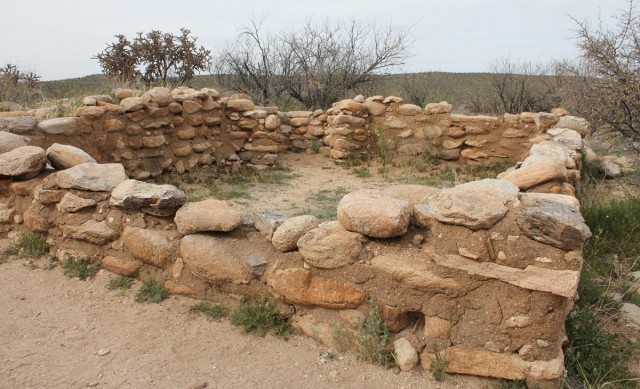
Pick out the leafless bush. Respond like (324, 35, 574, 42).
(216, 18, 412, 109)
(94, 28, 212, 87)
(0, 63, 43, 108)
(559, 0, 640, 146)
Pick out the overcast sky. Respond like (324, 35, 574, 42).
(0, 0, 630, 80)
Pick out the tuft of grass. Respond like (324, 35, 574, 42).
(62, 256, 100, 280)
(352, 166, 371, 178)
(309, 138, 322, 153)
(190, 301, 229, 321)
(230, 296, 293, 339)
(356, 304, 394, 367)
(300, 187, 349, 222)
(107, 276, 135, 291)
(135, 279, 170, 303)
(429, 351, 449, 382)
(331, 323, 355, 352)
(491, 379, 527, 389)
(1, 232, 50, 261)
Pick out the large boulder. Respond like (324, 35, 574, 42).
(56, 163, 127, 192)
(0, 132, 29, 154)
(271, 215, 319, 252)
(180, 234, 252, 285)
(516, 193, 592, 250)
(337, 189, 411, 238)
(110, 179, 186, 217)
(174, 199, 242, 234)
(297, 221, 365, 269)
(46, 143, 96, 170)
(414, 179, 518, 230)
(267, 268, 366, 309)
(0, 146, 46, 180)
(123, 227, 175, 267)
(37, 117, 80, 135)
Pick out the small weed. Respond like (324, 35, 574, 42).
(352, 166, 370, 178)
(429, 351, 449, 382)
(190, 301, 229, 321)
(230, 296, 293, 339)
(302, 187, 349, 221)
(356, 304, 394, 367)
(107, 276, 135, 291)
(309, 138, 322, 153)
(62, 256, 100, 280)
(135, 279, 170, 303)
(491, 379, 527, 389)
(1, 232, 50, 260)
(331, 323, 355, 352)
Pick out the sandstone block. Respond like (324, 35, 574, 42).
(180, 234, 251, 285)
(0, 146, 46, 180)
(0, 132, 29, 153)
(46, 143, 96, 170)
(272, 215, 319, 252)
(123, 227, 174, 267)
(62, 220, 118, 245)
(174, 199, 242, 234)
(37, 117, 80, 135)
(56, 192, 96, 213)
(297, 221, 364, 269)
(102, 256, 142, 277)
(56, 163, 127, 192)
(110, 179, 186, 216)
(0, 115, 36, 133)
(337, 189, 411, 238)
(393, 338, 419, 372)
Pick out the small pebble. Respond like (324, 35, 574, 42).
(97, 348, 110, 356)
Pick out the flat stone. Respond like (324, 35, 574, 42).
(267, 268, 366, 309)
(62, 220, 118, 245)
(46, 143, 96, 170)
(297, 221, 364, 269)
(101, 256, 141, 277)
(252, 212, 289, 241)
(56, 163, 127, 192)
(110, 179, 186, 217)
(123, 227, 174, 267)
(0, 132, 29, 153)
(272, 215, 319, 252)
(337, 189, 411, 238)
(37, 117, 80, 135)
(180, 234, 252, 285)
(174, 199, 242, 234)
(0, 146, 46, 180)
(500, 158, 567, 190)
(227, 99, 255, 112)
(371, 255, 461, 291)
(0, 115, 36, 133)
(396, 104, 423, 116)
(516, 193, 592, 250)
(431, 252, 580, 297)
(120, 96, 147, 112)
(56, 192, 96, 213)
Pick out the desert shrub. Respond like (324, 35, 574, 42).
(135, 279, 170, 303)
(0, 63, 43, 108)
(356, 304, 394, 367)
(428, 351, 449, 382)
(1, 232, 50, 261)
(190, 302, 229, 321)
(230, 296, 293, 339)
(107, 276, 135, 291)
(62, 256, 100, 281)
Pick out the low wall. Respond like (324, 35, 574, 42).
(0, 89, 593, 387)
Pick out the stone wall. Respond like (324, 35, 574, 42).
(0, 87, 591, 179)
(0, 90, 593, 387)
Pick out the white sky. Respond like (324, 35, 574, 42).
(0, 0, 630, 80)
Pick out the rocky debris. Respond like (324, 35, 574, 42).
(37, 117, 80, 135)
(517, 193, 592, 251)
(371, 255, 461, 291)
(46, 143, 97, 170)
(110, 179, 186, 217)
(123, 227, 174, 267)
(553, 116, 591, 137)
(393, 338, 419, 372)
(62, 220, 118, 245)
(174, 199, 242, 234)
(0, 115, 36, 133)
(0, 146, 46, 180)
(297, 221, 365, 269)
(414, 180, 517, 230)
(600, 160, 622, 178)
(431, 253, 579, 297)
(252, 212, 289, 241)
(271, 215, 319, 252)
(0, 132, 29, 153)
(268, 268, 366, 309)
(101, 255, 141, 277)
(180, 234, 252, 285)
(56, 192, 96, 213)
(337, 189, 411, 238)
(421, 348, 564, 381)
(56, 163, 127, 192)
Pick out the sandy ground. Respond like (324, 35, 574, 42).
(0, 257, 494, 389)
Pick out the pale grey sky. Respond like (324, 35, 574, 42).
(0, 0, 630, 80)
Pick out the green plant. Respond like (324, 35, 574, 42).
(309, 138, 322, 153)
(107, 276, 135, 291)
(135, 279, 170, 303)
(190, 301, 229, 321)
(230, 296, 293, 339)
(331, 323, 355, 352)
(1, 232, 50, 260)
(356, 304, 394, 367)
(429, 351, 449, 382)
(62, 256, 100, 280)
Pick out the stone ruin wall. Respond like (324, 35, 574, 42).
(0, 87, 595, 387)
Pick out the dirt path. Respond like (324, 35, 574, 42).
(0, 258, 492, 389)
